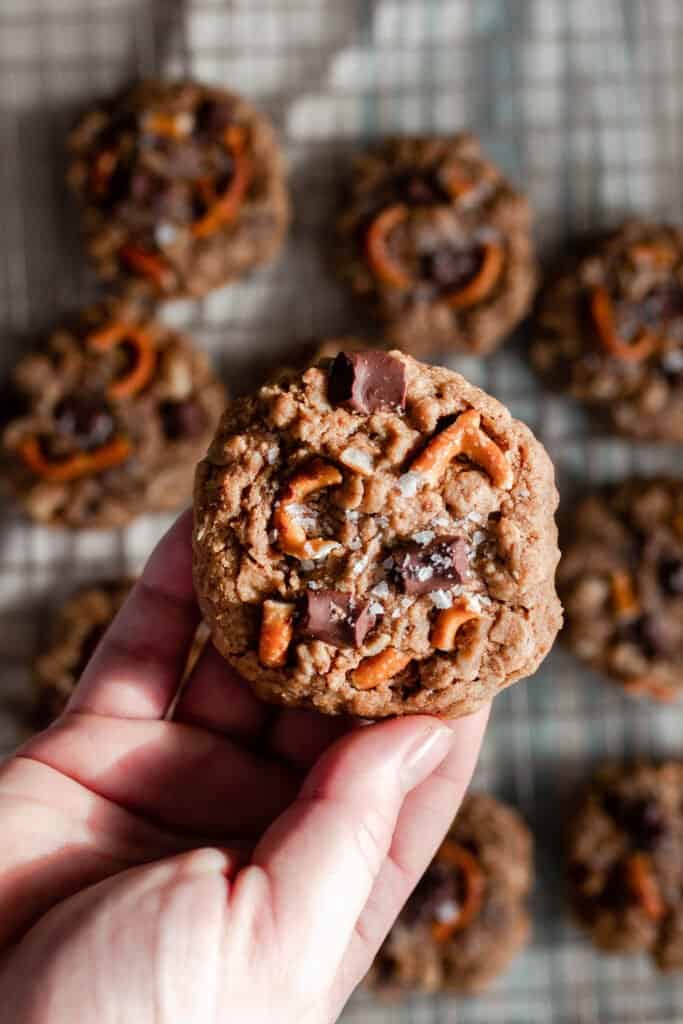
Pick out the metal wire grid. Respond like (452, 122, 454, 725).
(1, 0, 683, 1020)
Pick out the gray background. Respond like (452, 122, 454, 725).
(1, 1, 683, 1021)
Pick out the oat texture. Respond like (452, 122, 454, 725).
(337, 135, 536, 356)
(193, 349, 561, 718)
(1, 301, 226, 527)
(533, 221, 683, 441)
(67, 79, 290, 299)
(367, 793, 533, 994)
(559, 477, 683, 702)
(568, 762, 683, 970)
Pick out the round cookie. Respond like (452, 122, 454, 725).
(33, 579, 133, 725)
(1, 302, 226, 527)
(368, 793, 533, 995)
(533, 222, 683, 441)
(193, 349, 561, 718)
(336, 135, 536, 355)
(559, 478, 683, 702)
(568, 762, 683, 970)
(67, 79, 290, 298)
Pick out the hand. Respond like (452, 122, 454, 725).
(0, 510, 488, 1024)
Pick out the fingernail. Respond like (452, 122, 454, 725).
(400, 724, 453, 791)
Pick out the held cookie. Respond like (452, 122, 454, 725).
(1, 302, 225, 527)
(193, 349, 561, 718)
(33, 580, 209, 726)
(559, 478, 683, 702)
(336, 136, 536, 355)
(67, 80, 290, 298)
(533, 222, 683, 441)
(368, 793, 533, 994)
(568, 762, 683, 970)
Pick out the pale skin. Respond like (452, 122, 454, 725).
(0, 510, 489, 1023)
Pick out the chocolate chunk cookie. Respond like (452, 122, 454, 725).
(1, 302, 225, 527)
(568, 762, 683, 970)
(337, 136, 536, 355)
(67, 80, 290, 298)
(559, 478, 683, 702)
(533, 222, 683, 441)
(33, 579, 133, 725)
(368, 793, 533, 994)
(33, 580, 209, 726)
(193, 349, 561, 718)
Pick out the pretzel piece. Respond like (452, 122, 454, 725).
(273, 458, 343, 559)
(19, 435, 131, 483)
(365, 204, 412, 289)
(119, 244, 175, 292)
(610, 570, 640, 620)
(351, 647, 412, 690)
(621, 676, 679, 703)
(590, 285, 656, 363)
(444, 242, 504, 309)
(192, 126, 251, 239)
(430, 598, 480, 651)
(409, 409, 513, 490)
(258, 599, 295, 668)
(88, 322, 157, 400)
(625, 853, 665, 922)
(431, 839, 485, 941)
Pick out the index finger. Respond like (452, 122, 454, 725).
(69, 509, 200, 720)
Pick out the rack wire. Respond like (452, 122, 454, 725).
(1, 1, 683, 1021)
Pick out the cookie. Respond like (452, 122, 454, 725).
(193, 349, 561, 718)
(67, 80, 290, 298)
(1, 302, 225, 527)
(533, 222, 683, 441)
(559, 478, 683, 702)
(33, 580, 209, 726)
(568, 762, 683, 970)
(368, 793, 533, 995)
(336, 135, 536, 355)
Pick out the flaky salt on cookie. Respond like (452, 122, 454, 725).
(193, 350, 561, 718)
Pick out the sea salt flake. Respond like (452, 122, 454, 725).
(434, 899, 460, 923)
(431, 590, 453, 609)
(662, 349, 683, 373)
(345, 509, 360, 521)
(155, 222, 178, 247)
(368, 600, 384, 616)
(472, 531, 486, 545)
(340, 446, 374, 476)
(266, 447, 279, 464)
(351, 554, 369, 576)
(348, 536, 363, 550)
(413, 530, 435, 546)
(396, 471, 423, 497)
(308, 580, 322, 590)
(416, 565, 433, 582)
(371, 581, 390, 598)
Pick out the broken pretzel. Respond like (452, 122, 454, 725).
(351, 647, 412, 690)
(430, 598, 480, 651)
(19, 435, 131, 483)
(590, 285, 656, 363)
(88, 321, 157, 400)
(409, 408, 513, 490)
(431, 839, 485, 942)
(258, 599, 295, 668)
(273, 458, 343, 559)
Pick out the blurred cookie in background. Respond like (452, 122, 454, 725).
(337, 135, 536, 356)
(367, 793, 533, 995)
(533, 222, 683, 441)
(1, 301, 225, 528)
(559, 477, 683, 702)
(67, 79, 290, 298)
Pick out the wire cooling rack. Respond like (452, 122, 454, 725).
(2, 1, 683, 1021)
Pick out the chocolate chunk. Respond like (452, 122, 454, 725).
(421, 245, 482, 290)
(658, 557, 683, 595)
(617, 614, 674, 658)
(298, 589, 376, 648)
(327, 351, 407, 414)
(393, 535, 469, 595)
(195, 98, 236, 136)
(404, 859, 460, 926)
(602, 793, 667, 852)
(159, 399, 207, 441)
(53, 395, 114, 451)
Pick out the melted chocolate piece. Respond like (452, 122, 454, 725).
(658, 557, 683, 596)
(602, 792, 667, 851)
(159, 399, 207, 441)
(403, 859, 463, 927)
(195, 98, 236, 137)
(599, 860, 633, 912)
(298, 589, 375, 648)
(393, 535, 469, 595)
(616, 614, 674, 659)
(327, 351, 407, 413)
(421, 245, 482, 291)
(53, 395, 114, 451)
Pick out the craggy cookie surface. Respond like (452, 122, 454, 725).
(1, 302, 225, 527)
(68, 79, 289, 298)
(33, 579, 133, 725)
(193, 350, 561, 718)
(568, 762, 683, 970)
(368, 793, 533, 994)
(559, 478, 683, 702)
(337, 136, 536, 355)
(533, 222, 683, 441)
